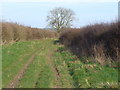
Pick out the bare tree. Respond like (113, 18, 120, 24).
(47, 7, 75, 32)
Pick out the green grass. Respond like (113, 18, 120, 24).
(2, 40, 42, 87)
(17, 39, 74, 88)
(53, 51, 75, 88)
(2, 39, 118, 88)
(17, 40, 56, 88)
(55, 46, 118, 88)
(17, 52, 54, 88)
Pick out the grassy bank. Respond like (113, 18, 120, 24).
(56, 46, 118, 88)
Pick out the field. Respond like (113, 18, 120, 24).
(1, 2, 119, 89)
(2, 39, 118, 88)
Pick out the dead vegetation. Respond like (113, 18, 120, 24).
(59, 21, 120, 64)
(1, 21, 58, 44)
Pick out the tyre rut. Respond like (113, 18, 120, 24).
(7, 50, 38, 88)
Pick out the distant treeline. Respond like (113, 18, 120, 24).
(59, 21, 120, 64)
(1, 22, 58, 44)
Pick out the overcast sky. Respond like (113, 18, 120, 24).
(2, 1, 118, 28)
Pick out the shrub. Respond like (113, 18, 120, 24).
(59, 21, 120, 64)
(1, 21, 58, 44)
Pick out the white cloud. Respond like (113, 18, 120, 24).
(1, 0, 119, 2)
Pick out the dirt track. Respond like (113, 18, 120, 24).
(7, 53, 36, 88)
(4, 39, 74, 88)
(46, 50, 61, 88)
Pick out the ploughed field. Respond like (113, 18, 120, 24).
(2, 39, 118, 88)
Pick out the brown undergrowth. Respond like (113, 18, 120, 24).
(59, 21, 120, 65)
(1, 21, 58, 44)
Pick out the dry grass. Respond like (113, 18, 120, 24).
(1, 21, 58, 44)
(59, 21, 120, 64)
